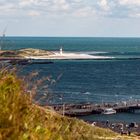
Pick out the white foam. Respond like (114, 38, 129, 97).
(25, 51, 114, 60)
(78, 51, 108, 54)
(83, 92, 91, 95)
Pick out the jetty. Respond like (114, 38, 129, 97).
(50, 100, 140, 116)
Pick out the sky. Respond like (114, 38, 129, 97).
(1, 0, 140, 37)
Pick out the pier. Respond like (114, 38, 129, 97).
(50, 100, 140, 116)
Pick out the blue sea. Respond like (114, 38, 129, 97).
(4, 37, 140, 122)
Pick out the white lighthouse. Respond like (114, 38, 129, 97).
(60, 47, 63, 55)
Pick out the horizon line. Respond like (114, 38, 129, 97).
(3, 35, 140, 38)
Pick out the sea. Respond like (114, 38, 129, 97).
(3, 37, 140, 123)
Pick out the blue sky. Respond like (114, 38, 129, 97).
(0, 0, 140, 37)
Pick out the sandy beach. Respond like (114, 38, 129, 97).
(25, 51, 113, 60)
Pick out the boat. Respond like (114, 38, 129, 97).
(102, 108, 116, 115)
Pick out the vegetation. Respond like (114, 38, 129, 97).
(0, 69, 138, 140)
(0, 48, 54, 58)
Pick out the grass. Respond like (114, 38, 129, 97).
(0, 69, 138, 140)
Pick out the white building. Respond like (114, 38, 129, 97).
(60, 47, 63, 55)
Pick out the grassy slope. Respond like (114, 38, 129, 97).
(0, 72, 138, 140)
(0, 48, 54, 58)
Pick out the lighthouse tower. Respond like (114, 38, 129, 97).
(60, 47, 63, 55)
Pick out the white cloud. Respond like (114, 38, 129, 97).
(73, 7, 95, 17)
(1, 0, 140, 19)
(129, 13, 140, 18)
(19, 0, 33, 7)
(72, 0, 82, 2)
(119, 0, 140, 6)
(52, 0, 70, 11)
(117, 0, 140, 18)
(98, 0, 110, 11)
(28, 10, 40, 17)
(0, 3, 17, 16)
(95, 0, 140, 18)
(19, 0, 39, 7)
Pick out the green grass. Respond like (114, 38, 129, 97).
(0, 70, 138, 140)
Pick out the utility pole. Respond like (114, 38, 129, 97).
(0, 27, 7, 51)
(62, 103, 65, 116)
